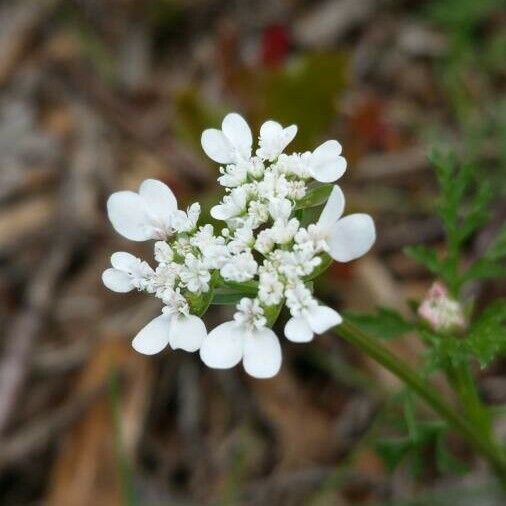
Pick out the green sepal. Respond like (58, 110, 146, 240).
(294, 183, 333, 210)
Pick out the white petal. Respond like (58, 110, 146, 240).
(258, 121, 297, 160)
(318, 185, 345, 231)
(107, 191, 151, 241)
(199, 321, 243, 369)
(102, 268, 133, 293)
(210, 203, 235, 221)
(284, 316, 314, 342)
(284, 125, 298, 144)
(306, 305, 342, 334)
(243, 328, 282, 378)
(259, 120, 282, 141)
(310, 140, 347, 183)
(132, 315, 172, 355)
(201, 129, 233, 164)
(110, 251, 138, 271)
(222, 113, 252, 159)
(328, 213, 376, 262)
(168, 315, 207, 352)
(139, 179, 177, 221)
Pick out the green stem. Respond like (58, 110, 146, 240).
(335, 320, 506, 489)
(447, 362, 492, 436)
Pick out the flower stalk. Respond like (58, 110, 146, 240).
(335, 319, 506, 488)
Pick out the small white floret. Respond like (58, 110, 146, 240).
(102, 251, 154, 293)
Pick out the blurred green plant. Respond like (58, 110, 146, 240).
(423, 0, 506, 194)
(341, 151, 506, 486)
(174, 53, 348, 154)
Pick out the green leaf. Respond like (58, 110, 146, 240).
(344, 307, 414, 340)
(376, 438, 412, 472)
(211, 290, 245, 305)
(463, 259, 506, 282)
(404, 245, 442, 276)
(174, 88, 226, 152)
(257, 52, 348, 151)
(421, 330, 469, 372)
(294, 184, 333, 210)
(484, 225, 506, 261)
(218, 278, 258, 297)
(467, 299, 506, 367)
(435, 431, 468, 474)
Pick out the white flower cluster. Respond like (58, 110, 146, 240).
(103, 113, 376, 378)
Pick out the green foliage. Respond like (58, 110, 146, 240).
(211, 289, 245, 306)
(256, 53, 348, 151)
(344, 308, 414, 340)
(422, 331, 468, 373)
(376, 393, 466, 477)
(425, 0, 502, 32)
(463, 225, 506, 283)
(404, 245, 441, 277)
(404, 151, 504, 296)
(467, 300, 506, 367)
(173, 88, 226, 152)
(421, 300, 506, 371)
(174, 52, 347, 154)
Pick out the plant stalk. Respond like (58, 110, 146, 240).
(335, 320, 506, 489)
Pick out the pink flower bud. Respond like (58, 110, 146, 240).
(418, 281, 466, 333)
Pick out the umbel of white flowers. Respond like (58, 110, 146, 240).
(103, 113, 376, 378)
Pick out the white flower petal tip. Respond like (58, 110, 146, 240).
(139, 179, 178, 218)
(310, 140, 347, 183)
(328, 213, 376, 262)
(102, 268, 133, 293)
(284, 316, 314, 342)
(201, 129, 233, 164)
(201, 113, 252, 164)
(132, 315, 172, 355)
(110, 251, 138, 270)
(306, 305, 342, 333)
(284, 306, 341, 344)
(168, 315, 207, 352)
(107, 191, 150, 241)
(107, 179, 178, 241)
(199, 321, 243, 369)
(243, 328, 282, 379)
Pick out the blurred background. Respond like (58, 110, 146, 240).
(0, 0, 504, 504)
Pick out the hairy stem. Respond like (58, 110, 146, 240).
(335, 320, 506, 488)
